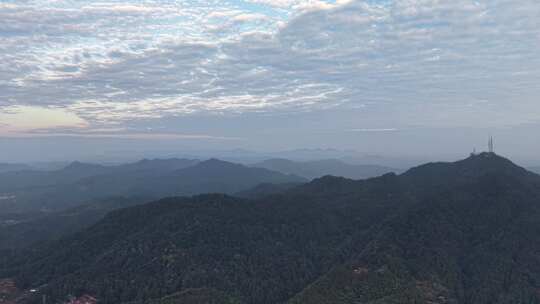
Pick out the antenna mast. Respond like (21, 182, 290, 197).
(488, 136, 494, 153)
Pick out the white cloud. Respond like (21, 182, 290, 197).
(350, 128, 399, 132)
(0, 106, 88, 133)
(1, 0, 540, 134)
(246, 0, 352, 10)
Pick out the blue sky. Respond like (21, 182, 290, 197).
(0, 0, 539, 162)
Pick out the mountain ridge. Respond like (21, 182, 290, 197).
(254, 158, 398, 180)
(2, 154, 540, 304)
(0, 158, 304, 214)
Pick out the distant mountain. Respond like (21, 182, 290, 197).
(115, 158, 200, 173)
(0, 158, 304, 214)
(530, 166, 540, 174)
(4, 153, 540, 304)
(254, 158, 397, 180)
(147, 159, 306, 196)
(0, 161, 110, 193)
(0, 163, 32, 174)
(0, 159, 192, 213)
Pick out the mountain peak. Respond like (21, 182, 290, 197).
(126, 158, 199, 170)
(467, 151, 504, 160)
(401, 153, 536, 190)
(459, 152, 524, 171)
(198, 158, 241, 168)
(62, 161, 105, 171)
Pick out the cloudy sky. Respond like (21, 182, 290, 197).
(1, 0, 539, 162)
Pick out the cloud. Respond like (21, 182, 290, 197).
(1, 0, 540, 134)
(350, 128, 399, 132)
(246, 0, 352, 10)
(0, 106, 88, 133)
(1, 131, 243, 141)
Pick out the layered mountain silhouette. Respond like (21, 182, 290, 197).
(254, 158, 398, 180)
(2, 153, 540, 304)
(0, 163, 32, 174)
(0, 158, 304, 214)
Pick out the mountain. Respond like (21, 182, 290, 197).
(115, 158, 200, 173)
(0, 161, 110, 192)
(0, 175, 407, 304)
(0, 163, 32, 174)
(0, 158, 302, 214)
(253, 158, 397, 180)
(3, 153, 540, 304)
(0, 197, 149, 250)
(0, 159, 198, 193)
(60, 159, 305, 202)
(530, 166, 540, 175)
(235, 182, 303, 199)
(290, 154, 540, 304)
(137, 159, 306, 196)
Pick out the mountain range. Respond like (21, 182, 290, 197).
(252, 158, 398, 180)
(0, 158, 304, 214)
(530, 166, 540, 175)
(0, 164, 32, 174)
(2, 153, 540, 304)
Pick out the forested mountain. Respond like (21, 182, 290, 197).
(2, 153, 540, 304)
(0, 158, 303, 214)
(254, 158, 397, 180)
(0, 197, 149, 250)
(291, 154, 540, 303)
(235, 182, 303, 199)
(530, 166, 540, 175)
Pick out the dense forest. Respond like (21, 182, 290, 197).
(2, 153, 540, 304)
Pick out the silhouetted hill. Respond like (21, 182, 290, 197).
(115, 158, 200, 173)
(254, 158, 397, 180)
(0, 158, 301, 213)
(235, 182, 303, 199)
(0, 161, 113, 190)
(115, 159, 306, 199)
(3, 154, 540, 304)
(530, 166, 540, 175)
(402, 152, 535, 186)
(0, 163, 32, 174)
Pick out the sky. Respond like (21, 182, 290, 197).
(0, 0, 540, 163)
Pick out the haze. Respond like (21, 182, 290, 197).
(1, 0, 539, 165)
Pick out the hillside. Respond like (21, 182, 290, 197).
(2, 153, 540, 304)
(1, 177, 404, 304)
(290, 153, 540, 303)
(235, 182, 303, 199)
(254, 158, 397, 180)
(0, 197, 149, 250)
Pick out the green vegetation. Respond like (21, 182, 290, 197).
(2, 153, 540, 304)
